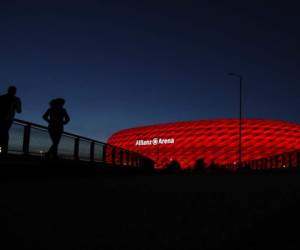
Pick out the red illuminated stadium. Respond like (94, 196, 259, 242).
(107, 119, 300, 168)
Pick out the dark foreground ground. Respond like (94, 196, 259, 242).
(1, 159, 300, 249)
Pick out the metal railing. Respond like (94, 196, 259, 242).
(5, 119, 154, 168)
(223, 150, 300, 171)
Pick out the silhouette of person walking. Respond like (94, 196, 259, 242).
(43, 98, 70, 159)
(0, 86, 22, 156)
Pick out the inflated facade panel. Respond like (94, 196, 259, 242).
(107, 119, 300, 168)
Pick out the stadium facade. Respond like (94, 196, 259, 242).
(107, 119, 300, 168)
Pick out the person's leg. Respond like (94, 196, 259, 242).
(48, 129, 56, 156)
(0, 122, 4, 155)
(0, 121, 12, 155)
(49, 129, 62, 157)
(52, 133, 59, 156)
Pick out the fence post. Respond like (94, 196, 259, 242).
(112, 147, 116, 165)
(271, 157, 275, 169)
(74, 137, 79, 160)
(129, 152, 132, 166)
(132, 154, 136, 167)
(282, 154, 287, 167)
(120, 150, 123, 166)
(135, 155, 139, 167)
(23, 124, 31, 155)
(275, 155, 279, 168)
(102, 145, 107, 163)
(90, 141, 95, 162)
(289, 153, 293, 168)
(126, 151, 130, 165)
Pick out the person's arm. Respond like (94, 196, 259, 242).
(43, 109, 50, 123)
(63, 109, 70, 125)
(15, 97, 22, 113)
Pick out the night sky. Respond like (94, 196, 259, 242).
(1, 1, 300, 141)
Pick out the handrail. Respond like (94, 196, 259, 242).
(223, 150, 300, 171)
(14, 118, 100, 143)
(5, 119, 154, 169)
(13, 118, 148, 159)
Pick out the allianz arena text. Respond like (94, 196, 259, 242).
(107, 119, 300, 169)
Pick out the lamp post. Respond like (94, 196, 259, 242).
(157, 143, 160, 167)
(228, 73, 243, 167)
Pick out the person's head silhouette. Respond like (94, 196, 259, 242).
(56, 98, 65, 107)
(50, 98, 65, 108)
(7, 86, 17, 96)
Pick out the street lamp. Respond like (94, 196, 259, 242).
(157, 143, 160, 167)
(228, 73, 243, 167)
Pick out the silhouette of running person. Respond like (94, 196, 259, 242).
(43, 98, 70, 159)
(0, 86, 22, 156)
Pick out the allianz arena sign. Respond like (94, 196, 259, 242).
(135, 138, 175, 146)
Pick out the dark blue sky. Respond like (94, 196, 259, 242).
(1, 1, 300, 141)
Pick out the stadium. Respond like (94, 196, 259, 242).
(107, 119, 300, 169)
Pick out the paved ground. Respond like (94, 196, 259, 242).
(1, 161, 300, 249)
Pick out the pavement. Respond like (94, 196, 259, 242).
(1, 156, 300, 249)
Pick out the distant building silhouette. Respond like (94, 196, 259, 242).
(0, 86, 22, 155)
(43, 98, 70, 159)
